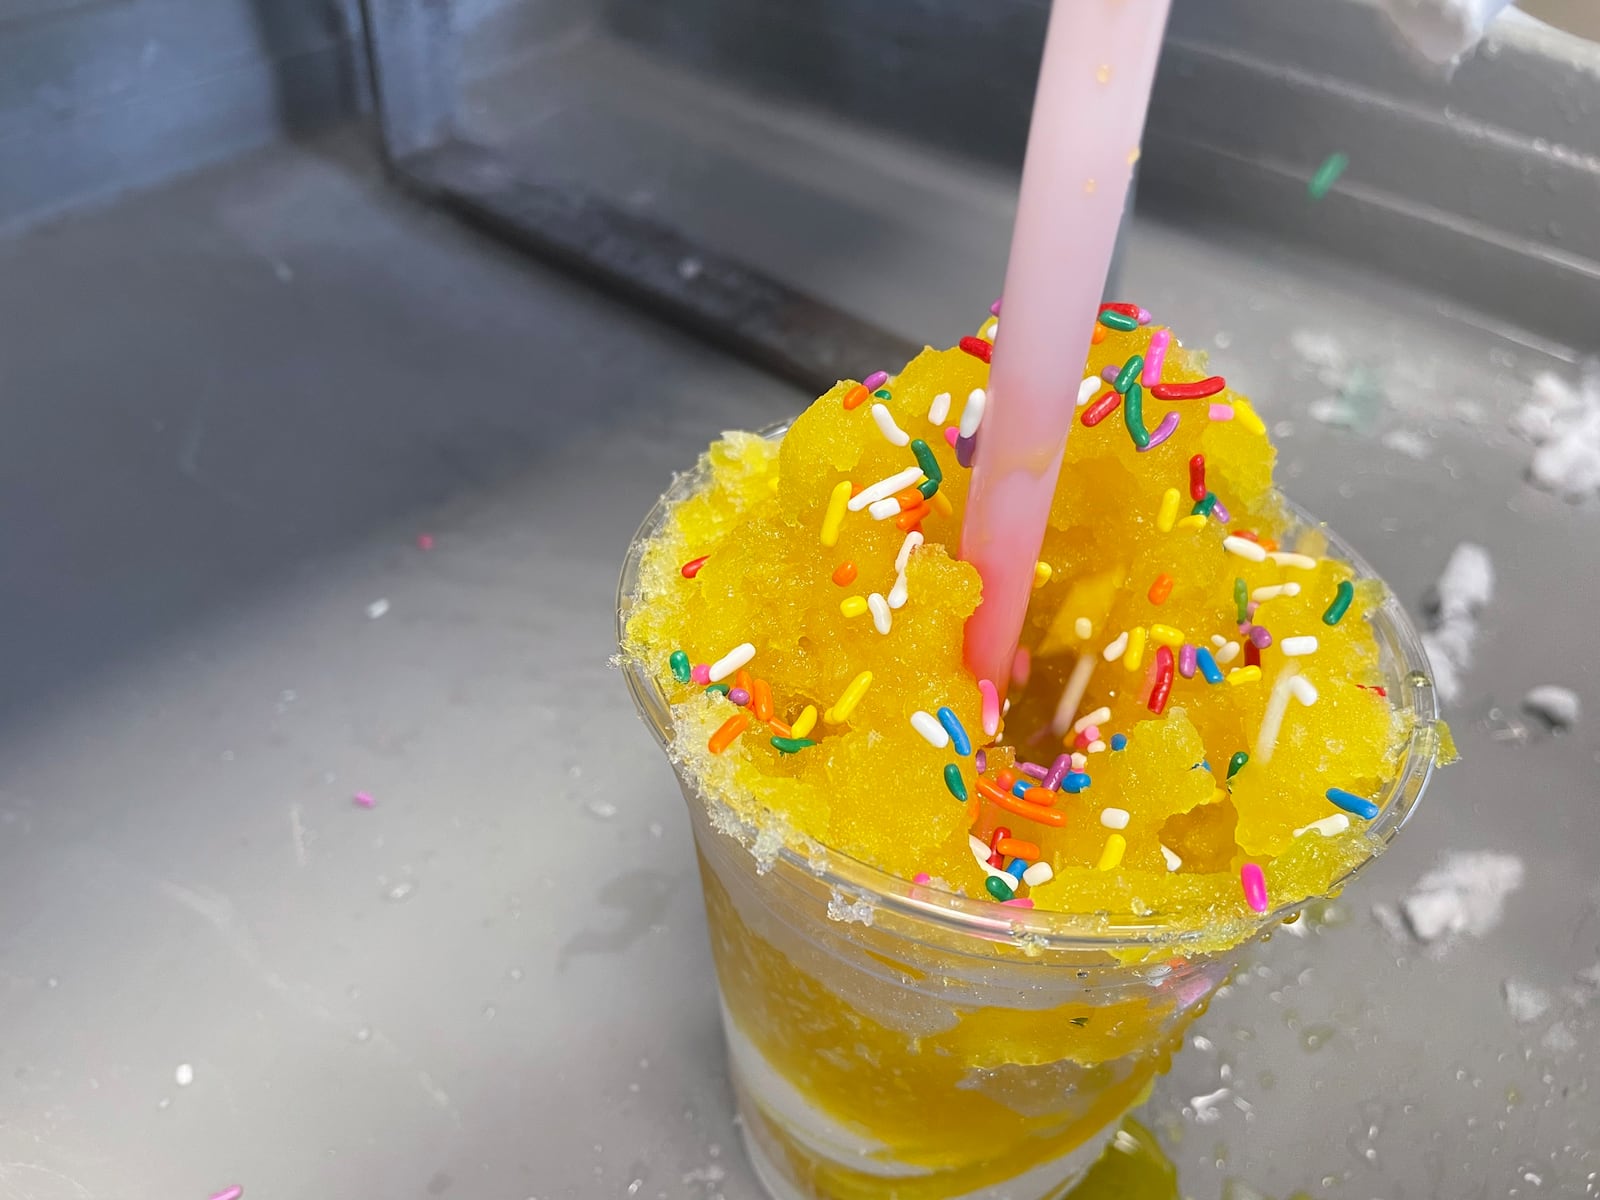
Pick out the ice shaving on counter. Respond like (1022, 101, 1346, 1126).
(624, 303, 1414, 931)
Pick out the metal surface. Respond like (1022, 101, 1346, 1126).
(1, 7, 1598, 1200)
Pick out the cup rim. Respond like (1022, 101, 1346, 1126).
(618, 421, 1440, 952)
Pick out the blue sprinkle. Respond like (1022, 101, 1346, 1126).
(1005, 857, 1027, 881)
(1012, 779, 1034, 799)
(1110, 734, 1128, 751)
(1195, 647, 1224, 684)
(1326, 787, 1379, 820)
(936, 706, 972, 756)
(1062, 773, 1092, 793)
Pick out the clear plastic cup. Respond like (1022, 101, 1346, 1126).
(618, 427, 1439, 1200)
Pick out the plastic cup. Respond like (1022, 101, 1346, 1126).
(618, 427, 1439, 1200)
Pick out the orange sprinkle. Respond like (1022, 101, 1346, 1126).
(1233, 529, 1260, 543)
(1021, 787, 1059, 808)
(1261, 537, 1279, 552)
(976, 778, 1068, 828)
(1148, 573, 1174, 605)
(765, 717, 793, 739)
(850, 481, 866, 498)
(843, 384, 870, 410)
(930, 489, 954, 518)
(1091, 324, 1108, 345)
(996, 768, 1018, 790)
(895, 503, 929, 532)
(751, 678, 774, 722)
(735, 668, 753, 700)
(832, 561, 858, 586)
(896, 486, 923, 510)
(995, 837, 1040, 859)
(709, 713, 750, 754)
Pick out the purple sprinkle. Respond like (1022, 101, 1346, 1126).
(1248, 625, 1273, 649)
(1101, 364, 1121, 384)
(1138, 411, 1181, 451)
(975, 748, 988, 773)
(1178, 644, 1198, 679)
(956, 433, 977, 468)
(1042, 753, 1071, 791)
(1212, 498, 1231, 524)
(728, 687, 751, 705)
(862, 370, 889, 390)
(1209, 403, 1234, 421)
(1018, 761, 1050, 781)
(989, 297, 1002, 316)
(1137, 307, 1153, 325)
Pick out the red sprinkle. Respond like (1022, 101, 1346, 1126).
(681, 555, 710, 579)
(1245, 641, 1261, 668)
(1189, 454, 1207, 502)
(1358, 684, 1389, 697)
(1151, 376, 1226, 400)
(959, 336, 994, 363)
(1081, 390, 1123, 427)
(1232, 529, 1261, 543)
(1099, 302, 1140, 318)
(1148, 646, 1175, 713)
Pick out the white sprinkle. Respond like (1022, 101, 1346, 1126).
(984, 321, 999, 340)
(910, 710, 950, 749)
(1100, 807, 1130, 830)
(175, 1063, 195, 1087)
(1290, 676, 1319, 705)
(1022, 862, 1053, 887)
(1077, 376, 1103, 406)
(969, 835, 1018, 882)
(848, 466, 924, 511)
(1070, 752, 1088, 770)
(870, 403, 911, 446)
(1086, 740, 1107, 754)
(1102, 631, 1130, 661)
(708, 642, 755, 682)
(867, 497, 902, 520)
(1074, 616, 1093, 639)
(1522, 684, 1581, 728)
(1074, 706, 1111, 734)
(1215, 640, 1241, 665)
(959, 388, 988, 438)
(366, 598, 390, 619)
(894, 530, 923, 573)
(868, 593, 892, 635)
(927, 391, 952, 424)
(1051, 654, 1098, 735)
(1281, 636, 1319, 657)
(1210, 634, 1228, 648)
(1294, 814, 1350, 838)
(1251, 582, 1301, 602)
(1160, 845, 1183, 872)
(1223, 536, 1267, 562)
(1254, 666, 1299, 764)
(1269, 551, 1319, 569)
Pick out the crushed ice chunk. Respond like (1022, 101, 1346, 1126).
(1522, 684, 1581, 729)
(1421, 543, 1492, 704)
(366, 598, 390, 620)
(1510, 363, 1600, 499)
(826, 888, 874, 926)
(1393, 851, 1523, 944)
(1381, 429, 1432, 459)
(1502, 978, 1551, 1024)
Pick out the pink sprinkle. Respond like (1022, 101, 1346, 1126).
(209, 1188, 244, 1200)
(1139, 411, 1181, 451)
(1142, 329, 1171, 385)
(978, 679, 1001, 737)
(913, 872, 932, 885)
(1178, 643, 1198, 679)
(1246, 601, 1260, 618)
(1018, 761, 1050, 780)
(1241, 862, 1269, 913)
(690, 663, 711, 685)
(1011, 646, 1031, 687)
(989, 297, 1002, 316)
(1001, 897, 1035, 908)
(415, 532, 435, 550)
(943, 425, 960, 447)
(1209, 403, 1235, 422)
(863, 370, 889, 390)
(1137, 307, 1153, 325)
(1083, 724, 1100, 743)
(1101, 364, 1121, 383)
(353, 792, 375, 808)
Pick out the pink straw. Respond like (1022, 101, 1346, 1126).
(960, 0, 1172, 692)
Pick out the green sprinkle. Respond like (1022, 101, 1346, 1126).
(984, 875, 1015, 902)
(1098, 309, 1139, 332)
(1227, 751, 1250, 780)
(943, 763, 968, 802)
(705, 682, 731, 696)
(1192, 492, 1218, 518)
(1308, 152, 1348, 200)
(910, 438, 943, 486)
(669, 650, 692, 683)
(873, 388, 892, 400)
(1233, 576, 1249, 623)
(1114, 354, 1144, 394)
(1124, 382, 1150, 449)
(770, 736, 817, 754)
(1323, 579, 1355, 625)
(918, 477, 940, 500)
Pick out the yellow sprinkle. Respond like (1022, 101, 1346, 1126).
(824, 670, 873, 724)
(1149, 623, 1185, 648)
(1074, 616, 1093, 640)
(1227, 666, 1263, 686)
(1033, 561, 1053, 589)
(820, 480, 852, 547)
(930, 489, 954, 518)
(790, 705, 818, 739)
(1156, 487, 1180, 533)
(1209, 787, 1229, 806)
(1176, 514, 1208, 530)
(1097, 833, 1127, 872)
(1122, 626, 1147, 672)
(1235, 400, 1267, 436)
(840, 595, 869, 619)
